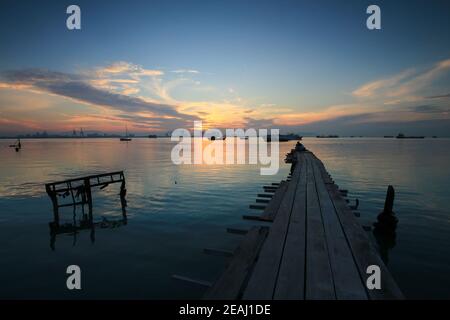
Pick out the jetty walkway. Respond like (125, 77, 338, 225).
(204, 147, 403, 300)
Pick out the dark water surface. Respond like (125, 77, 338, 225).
(0, 138, 449, 299)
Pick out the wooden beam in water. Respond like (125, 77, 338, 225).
(249, 204, 266, 210)
(226, 228, 248, 235)
(172, 275, 212, 287)
(203, 248, 234, 258)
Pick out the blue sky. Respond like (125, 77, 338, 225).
(0, 0, 449, 135)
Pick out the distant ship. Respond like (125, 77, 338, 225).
(316, 135, 339, 138)
(148, 134, 157, 138)
(120, 126, 132, 141)
(209, 136, 226, 141)
(266, 133, 302, 142)
(279, 133, 302, 142)
(396, 133, 424, 139)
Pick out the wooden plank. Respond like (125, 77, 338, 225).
(274, 152, 307, 299)
(262, 181, 288, 221)
(204, 226, 269, 299)
(326, 183, 404, 299)
(310, 155, 367, 299)
(305, 155, 336, 300)
(242, 160, 302, 299)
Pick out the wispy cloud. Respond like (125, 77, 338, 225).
(352, 69, 415, 98)
(352, 59, 450, 101)
(426, 93, 450, 99)
(0, 68, 199, 132)
(1, 57, 450, 135)
(95, 61, 163, 78)
(410, 105, 449, 114)
(171, 69, 200, 74)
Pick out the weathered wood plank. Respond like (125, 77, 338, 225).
(310, 155, 367, 299)
(242, 160, 301, 299)
(305, 155, 336, 300)
(204, 226, 269, 299)
(274, 152, 307, 299)
(326, 183, 404, 299)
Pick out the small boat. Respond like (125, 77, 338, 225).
(396, 133, 424, 139)
(120, 126, 132, 141)
(9, 139, 22, 152)
(148, 134, 157, 138)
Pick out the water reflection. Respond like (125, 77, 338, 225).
(373, 227, 396, 265)
(1, 138, 450, 298)
(372, 185, 398, 265)
(49, 201, 128, 251)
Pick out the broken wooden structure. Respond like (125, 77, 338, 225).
(45, 171, 128, 250)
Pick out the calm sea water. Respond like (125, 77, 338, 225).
(0, 137, 449, 299)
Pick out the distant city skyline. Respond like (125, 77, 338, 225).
(1, 0, 450, 136)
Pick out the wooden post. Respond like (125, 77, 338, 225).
(46, 185, 60, 226)
(120, 179, 127, 219)
(374, 185, 398, 233)
(84, 178, 93, 220)
(383, 185, 395, 213)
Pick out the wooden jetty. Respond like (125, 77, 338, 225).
(204, 147, 403, 300)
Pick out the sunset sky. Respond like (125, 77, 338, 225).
(1, 0, 450, 136)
